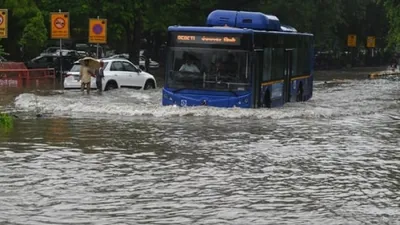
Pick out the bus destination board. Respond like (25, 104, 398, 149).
(176, 34, 241, 46)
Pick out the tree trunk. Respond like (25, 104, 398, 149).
(153, 31, 162, 61)
(126, 25, 132, 55)
(130, 12, 143, 66)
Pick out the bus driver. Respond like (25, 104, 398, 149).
(179, 57, 200, 73)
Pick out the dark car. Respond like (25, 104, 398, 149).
(25, 54, 80, 78)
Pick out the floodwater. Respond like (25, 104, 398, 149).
(0, 77, 400, 224)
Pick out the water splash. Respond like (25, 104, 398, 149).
(12, 79, 400, 120)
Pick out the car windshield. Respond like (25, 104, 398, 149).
(70, 64, 80, 72)
(166, 48, 250, 91)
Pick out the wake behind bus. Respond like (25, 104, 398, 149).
(162, 10, 314, 108)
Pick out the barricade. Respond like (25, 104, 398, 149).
(26, 68, 56, 89)
(0, 62, 27, 70)
(0, 70, 26, 89)
(0, 62, 28, 90)
(0, 67, 56, 90)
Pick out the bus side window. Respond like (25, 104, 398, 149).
(292, 49, 298, 76)
(263, 48, 272, 81)
(271, 48, 284, 80)
(297, 38, 311, 75)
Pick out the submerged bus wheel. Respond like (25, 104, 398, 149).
(297, 82, 304, 102)
(263, 90, 271, 108)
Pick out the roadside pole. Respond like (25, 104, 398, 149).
(59, 9, 63, 87)
(96, 16, 99, 58)
(51, 10, 69, 89)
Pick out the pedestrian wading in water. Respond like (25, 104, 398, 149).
(95, 60, 105, 93)
(79, 59, 95, 94)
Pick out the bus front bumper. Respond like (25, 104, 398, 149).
(162, 89, 252, 108)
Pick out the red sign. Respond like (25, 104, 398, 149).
(54, 17, 66, 29)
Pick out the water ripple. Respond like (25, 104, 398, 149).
(0, 79, 399, 224)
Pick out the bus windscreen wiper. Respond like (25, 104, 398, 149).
(172, 88, 187, 93)
(227, 90, 238, 97)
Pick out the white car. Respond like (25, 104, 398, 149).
(63, 58, 157, 91)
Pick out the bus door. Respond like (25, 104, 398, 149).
(283, 49, 293, 102)
(251, 51, 263, 108)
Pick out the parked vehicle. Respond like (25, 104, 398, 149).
(25, 54, 80, 78)
(40, 47, 60, 55)
(75, 43, 105, 58)
(63, 58, 157, 91)
(53, 49, 79, 57)
(77, 51, 89, 58)
(109, 54, 160, 69)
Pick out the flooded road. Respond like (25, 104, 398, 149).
(0, 78, 400, 224)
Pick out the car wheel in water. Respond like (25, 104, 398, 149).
(144, 80, 155, 90)
(105, 82, 118, 91)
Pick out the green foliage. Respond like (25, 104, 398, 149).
(0, 0, 394, 58)
(0, 42, 5, 56)
(257, 0, 386, 50)
(36, 0, 95, 39)
(379, 0, 400, 49)
(257, 0, 341, 49)
(1, 0, 48, 58)
(19, 11, 48, 58)
(0, 112, 14, 130)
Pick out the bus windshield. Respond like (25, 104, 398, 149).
(166, 48, 250, 92)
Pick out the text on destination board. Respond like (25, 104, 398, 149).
(176, 35, 241, 45)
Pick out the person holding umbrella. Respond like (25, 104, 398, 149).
(79, 57, 100, 94)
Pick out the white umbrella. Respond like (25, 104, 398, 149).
(79, 57, 100, 70)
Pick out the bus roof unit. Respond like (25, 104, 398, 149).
(167, 25, 253, 34)
(206, 10, 283, 31)
(280, 25, 297, 32)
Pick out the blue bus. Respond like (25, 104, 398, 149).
(162, 10, 314, 108)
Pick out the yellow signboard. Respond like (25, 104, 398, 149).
(367, 36, 376, 48)
(0, 9, 8, 38)
(89, 18, 107, 44)
(347, 34, 357, 47)
(51, 12, 70, 39)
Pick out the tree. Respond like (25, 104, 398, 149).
(19, 11, 47, 59)
(379, 0, 400, 50)
(1, 0, 46, 59)
(142, 0, 217, 60)
(0, 42, 5, 56)
(0, 0, 394, 61)
(36, 0, 94, 40)
(94, 0, 145, 64)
